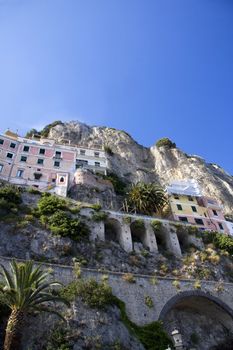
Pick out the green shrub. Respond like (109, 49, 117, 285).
(123, 216, 132, 224)
(112, 296, 172, 350)
(202, 231, 233, 255)
(37, 194, 67, 215)
(27, 187, 41, 195)
(151, 220, 162, 232)
(145, 296, 154, 308)
(46, 325, 71, 350)
(133, 219, 145, 229)
(91, 203, 102, 211)
(156, 138, 176, 149)
(40, 120, 64, 138)
(59, 278, 113, 309)
(102, 172, 127, 195)
(92, 211, 108, 222)
(48, 211, 89, 241)
(0, 185, 22, 211)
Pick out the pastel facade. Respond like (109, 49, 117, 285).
(0, 131, 107, 196)
(167, 180, 231, 235)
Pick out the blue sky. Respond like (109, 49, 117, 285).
(0, 0, 233, 174)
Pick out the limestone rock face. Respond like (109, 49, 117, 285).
(48, 121, 233, 214)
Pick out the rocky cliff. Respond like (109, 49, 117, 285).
(46, 121, 233, 214)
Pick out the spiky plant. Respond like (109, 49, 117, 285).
(0, 260, 69, 350)
(126, 182, 167, 216)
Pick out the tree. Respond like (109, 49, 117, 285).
(0, 260, 69, 350)
(126, 182, 167, 216)
(156, 138, 176, 149)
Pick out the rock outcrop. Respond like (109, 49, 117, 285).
(46, 121, 233, 214)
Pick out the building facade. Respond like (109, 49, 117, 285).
(0, 130, 107, 196)
(167, 179, 231, 235)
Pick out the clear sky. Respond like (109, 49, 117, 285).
(0, 0, 233, 174)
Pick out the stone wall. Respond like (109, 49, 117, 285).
(0, 256, 232, 327)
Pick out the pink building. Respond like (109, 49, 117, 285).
(0, 130, 107, 196)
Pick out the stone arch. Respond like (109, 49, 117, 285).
(104, 218, 122, 245)
(159, 290, 233, 350)
(175, 228, 191, 253)
(153, 229, 167, 253)
(130, 220, 148, 251)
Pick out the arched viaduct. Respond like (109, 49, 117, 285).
(87, 209, 204, 257)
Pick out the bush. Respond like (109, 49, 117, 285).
(156, 138, 176, 149)
(0, 185, 22, 211)
(37, 194, 67, 215)
(112, 297, 173, 350)
(133, 219, 145, 229)
(151, 220, 162, 232)
(91, 211, 108, 222)
(102, 172, 127, 195)
(48, 211, 89, 241)
(59, 278, 113, 309)
(40, 120, 64, 138)
(27, 187, 41, 195)
(91, 203, 102, 211)
(145, 296, 154, 308)
(202, 231, 233, 255)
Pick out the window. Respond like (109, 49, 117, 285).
(16, 169, 24, 178)
(37, 158, 44, 165)
(0, 164, 3, 172)
(54, 161, 60, 167)
(179, 216, 188, 222)
(76, 159, 88, 168)
(95, 162, 100, 167)
(80, 149, 86, 155)
(191, 206, 197, 213)
(218, 223, 224, 230)
(55, 151, 62, 159)
(23, 146, 29, 152)
(20, 156, 27, 162)
(52, 178, 56, 183)
(10, 142, 16, 149)
(188, 196, 194, 201)
(177, 204, 182, 211)
(39, 148, 45, 155)
(60, 177, 65, 183)
(195, 218, 204, 225)
(212, 209, 218, 216)
(0, 139, 4, 145)
(34, 173, 42, 180)
(94, 152, 100, 157)
(174, 195, 179, 199)
(6, 153, 13, 159)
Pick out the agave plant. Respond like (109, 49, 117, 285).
(0, 260, 69, 350)
(126, 182, 167, 216)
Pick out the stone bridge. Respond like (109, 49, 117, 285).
(85, 209, 204, 257)
(0, 256, 233, 336)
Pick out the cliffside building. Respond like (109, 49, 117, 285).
(167, 179, 232, 235)
(0, 130, 107, 196)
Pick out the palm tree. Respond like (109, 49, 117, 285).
(0, 260, 69, 350)
(126, 182, 167, 216)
